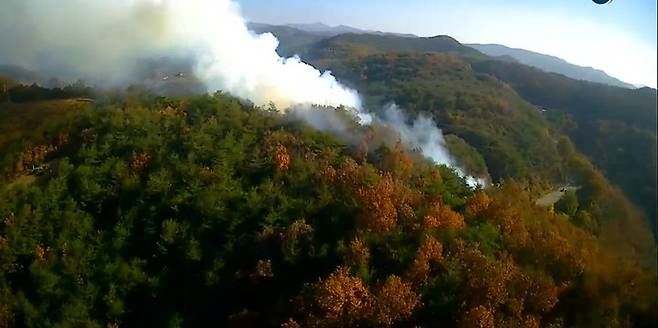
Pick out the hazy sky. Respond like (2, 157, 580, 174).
(237, 0, 657, 88)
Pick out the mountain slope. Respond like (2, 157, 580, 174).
(310, 52, 563, 182)
(301, 41, 657, 247)
(0, 91, 655, 327)
(471, 59, 657, 232)
(467, 44, 635, 88)
(253, 27, 657, 236)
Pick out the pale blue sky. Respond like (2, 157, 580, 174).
(237, 0, 657, 87)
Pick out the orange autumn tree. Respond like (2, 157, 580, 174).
(372, 275, 420, 326)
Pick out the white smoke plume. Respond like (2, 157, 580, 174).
(380, 104, 454, 167)
(379, 104, 486, 187)
(0, 0, 361, 111)
(0, 0, 482, 186)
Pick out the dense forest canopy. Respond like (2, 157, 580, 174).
(0, 0, 656, 326)
(0, 86, 656, 327)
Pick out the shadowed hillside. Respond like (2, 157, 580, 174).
(471, 60, 657, 233)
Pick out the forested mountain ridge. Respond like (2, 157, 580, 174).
(0, 88, 656, 327)
(245, 25, 481, 60)
(254, 24, 658, 237)
(248, 22, 417, 40)
(311, 52, 563, 182)
(305, 33, 483, 61)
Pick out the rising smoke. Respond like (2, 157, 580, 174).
(379, 104, 487, 187)
(0, 0, 361, 110)
(0, 0, 483, 187)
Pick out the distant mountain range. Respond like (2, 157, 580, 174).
(248, 22, 417, 38)
(248, 22, 635, 89)
(467, 44, 635, 88)
(286, 22, 365, 35)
